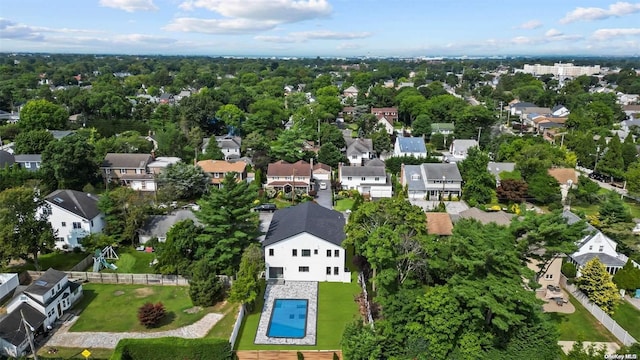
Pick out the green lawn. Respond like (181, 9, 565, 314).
(334, 198, 354, 212)
(8, 251, 89, 272)
(612, 299, 640, 340)
(548, 293, 619, 342)
(70, 284, 210, 332)
(37, 347, 113, 359)
(205, 300, 239, 339)
(235, 281, 361, 350)
(102, 249, 156, 274)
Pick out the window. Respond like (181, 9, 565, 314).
(314, 249, 318, 255)
(374, 177, 380, 181)
(35, 162, 40, 168)
(24, 162, 31, 168)
(361, 177, 366, 181)
(588, 245, 593, 251)
(214, 173, 220, 178)
(334, 249, 340, 257)
(269, 249, 274, 256)
(326, 250, 332, 257)
(411, 174, 421, 180)
(599, 245, 604, 252)
(136, 168, 142, 174)
(61, 222, 66, 227)
(545, 274, 553, 279)
(90, 220, 94, 227)
(347, 177, 352, 181)
(334, 267, 339, 275)
(302, 249, 311, 257)
(72, 222, 81, 229)
(298, 266, 309, 272)
(292, 249, 298, 257)
(326, 267, 331, 275)
(141, 181, 147, 190)
(120, 169, 126, 174)
(351, 155, 358, 159)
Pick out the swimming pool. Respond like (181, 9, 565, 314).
(267, 299, 308, 338)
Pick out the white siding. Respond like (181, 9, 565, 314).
(44, 204, 105, 250)
(265, 233, 350, 282)
(129, 180, 157, 192)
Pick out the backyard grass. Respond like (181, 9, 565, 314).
(235, 281, 361, 350)
(612, 299, 640, 341)
(548, 293, 619, 342)
(205, 300, 240, 339)
(70, 284, 210, 332)
(8, 251, 89, 272)
(37, 347, 113, 359)
(334, 198, 355, 212)
(102, 249, 156, 274)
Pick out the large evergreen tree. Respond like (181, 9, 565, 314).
(577, 258, 619, 315)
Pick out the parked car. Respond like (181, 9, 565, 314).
(254, 203, 277, 212)
(319, 182, 327, 190)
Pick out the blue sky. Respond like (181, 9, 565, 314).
(1, 0, 639, 57)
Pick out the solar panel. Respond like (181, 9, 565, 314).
(35, 280, 48, 286)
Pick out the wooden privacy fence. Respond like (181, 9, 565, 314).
(70, 254, 94, 271)
(27, 270, 232, 287)
(235, 350, 342, 360)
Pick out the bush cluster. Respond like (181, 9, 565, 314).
(111, 337, 232, 360)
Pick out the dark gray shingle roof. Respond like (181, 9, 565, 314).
(0, 150, 15, 167)
(45, 189, 101, 220)
(572, 253, 625, 267)
(263, 202, 345, 247)
(140, 210, 200, 238)
(24, 268, 66, 296)
(101, 153, 153, 168)
(397, 136, 427, 153)
(424, 163, 462, 181)
(0, 303, 46, 346)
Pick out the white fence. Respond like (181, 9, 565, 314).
(29, 270, 192, 286)
(561, 275, 637, 346)
(229, 304, 245, 348)
(357, 272, 374, 326)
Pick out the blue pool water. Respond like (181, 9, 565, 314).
(267, 299, 308, 338)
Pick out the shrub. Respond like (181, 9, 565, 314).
(137, 302, 166, 328)
(333, 352, 340, 360)
(112, 337, 232, 360)
(562, 262, 577, 278)
(297, 351, 304, 360)
(189, 260, 225, 306)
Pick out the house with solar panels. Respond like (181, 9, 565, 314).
(263, 202, 351, 283)
(393, 136, 427, 158)
(0, 269, 83, 358)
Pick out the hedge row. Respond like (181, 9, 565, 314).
(111, 337, 232, 360)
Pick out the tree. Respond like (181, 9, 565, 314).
(570, 175, 601, 204)
(202, 137, 224, 160)
(612, 260, 640, 292)
(370, 129, 392, 156)
(577, 258, 619, 315)
(626, 162, 640, 195)
(158, 162, 209, 200)
(0, 187, 56, 270)
(137, 302, 166, 328)
(41, 134, 97, 190)
(411, 114, 432, 138)
(228, 243, 264, 311)
(599, 135, 624, 178)
(215, 104, 245, 132)
(565, 340, 607, 360)
(599, 192, 632, 224)
(317, 143, 346, 168)
(13, 129, 55, 154)
(195, 172, 260, 274)
(156, 219, 201, 276)
(496, 179, 528, 203)
(459, 148, 495, 206)
(621, 135, 637, 171)
(98, 187, 149, 245)
(341, 321, 382, 360)
(526, 173, 560, 205)
(18, 99, 68, 131)
(269, 128, 312, 163)
(189, 259, 225, 306)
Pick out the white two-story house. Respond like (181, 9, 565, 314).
(338, 159, 392, 198)
(0, 269, 83, 358)
(345, 138, 374, 166)
(101, 153, 156, 192)
(264, 202, 351, 283)
(401, 163, 463, 200)
(43, 189, 105, 250)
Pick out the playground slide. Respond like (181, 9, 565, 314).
(101, 257, 118, 270)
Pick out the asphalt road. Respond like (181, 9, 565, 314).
(315, 180, 333, 209)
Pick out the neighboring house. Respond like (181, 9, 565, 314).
(426, 212, 453, 236)
(547, 168, 578, 203)
(101, 153, 156, 192)
(0, 273, 19, 303)
(266, 160, 313, 194)
(448, 139, 478, 162)
(0, 269, 83, 358)
(43, 189, 105, 250)
(345, 138, 374, 166)
(147, 156, 181, 175)
(401, 163, 462, 200)
(338, 161, 392, 198)
(394, 136, 427, 158)
(312, 162, 332, 181)
(263, 202, 351, 282)
(343, 85, 358, 99)
(377, 116, 394, 135)
(216, 135, 242, 160)
(13, 154, 42, 171)
(454, 207, 515, 227)
(0, 150, 15, 168)
(196, 159, 247, 188)
(623, 104, 640, 119)
(159, 93, 174, 104)
(551, 105, 570, 117)
(527, 255, 564, 289)
(371, 107, 399, 123)
(563, 210, 630, 275)
(431, 123, 455, 135)
(620, 119, 640, 133)
(487, 162, 516, 186)
(138, 210, 200, 243)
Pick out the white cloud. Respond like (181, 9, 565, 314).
(255, 30, 371, 43)
(0, 19, 44, 41)
(99, 0, 158, 12)
(545, 28, 562, 37)
(178, 0, 331, 23)
(560, 2, 640, 23)
(164, 17, 278, 34)
(516, 20, 542, 30)
(592, 28, 640, 40)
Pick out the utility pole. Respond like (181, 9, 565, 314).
(594, 145, 600, 172)
(477, 127, 482, 149)
(20, 310, 38, 360)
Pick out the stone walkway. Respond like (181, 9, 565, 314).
(44, 312, 223, 349)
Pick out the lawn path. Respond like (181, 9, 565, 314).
(44, 313, 224, 349)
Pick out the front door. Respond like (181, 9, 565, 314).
(268, 267, 284, 279)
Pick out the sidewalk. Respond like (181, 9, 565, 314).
(625, 295, 640, 311)
(44, 312, 223, 349)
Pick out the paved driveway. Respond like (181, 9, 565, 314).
(257, 212, 273, 242)
(409, 199, 469, 214)
(315, 181, 333, 209)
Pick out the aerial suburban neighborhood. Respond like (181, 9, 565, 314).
(1, 1, 640, 359)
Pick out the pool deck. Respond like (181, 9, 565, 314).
(254, 281, 318, 345)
